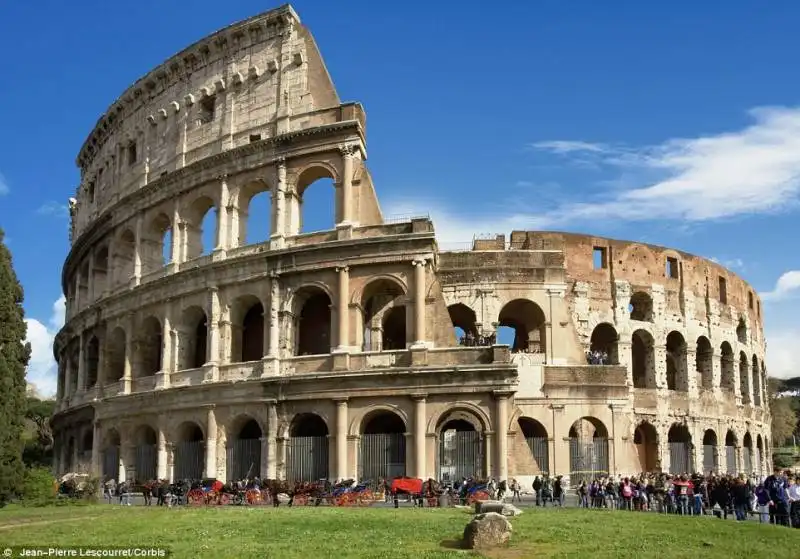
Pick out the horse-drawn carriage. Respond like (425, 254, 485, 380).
(460, 481, 491, 504)
(389, 477, 442, 507)
(327, 480, 374, 506)
(187, 479, 231, 506)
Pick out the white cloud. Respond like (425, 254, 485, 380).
(766, 328, 799, 379)
(36, 201, 69, 218)
(761, 270, 800, 302)
(0, 172, 8, 196)
(24, 295, 66, 398)
(709, 257, 745, 271)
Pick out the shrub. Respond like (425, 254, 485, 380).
(21, 467, 58, 506)
(773, 452, 795, 469)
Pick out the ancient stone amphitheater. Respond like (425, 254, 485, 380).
(52, 5, 771, 488)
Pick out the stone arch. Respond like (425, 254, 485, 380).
(589, 323, 618, 365)
(142, 212, 172, 273)
(358, 409, 407, 480)
(736, 317, 748, 344)
(568, 417, 610, 484)
(295, 163, 339, 234)
(227, 415, 263, 481)
(695, 336, 713, 390)
(631, 329, 656, 389)
(634, 421, 659, 472)
(428, 403, 491, 436)
(629, 291, 654, 322)
(112, 228, 136, 288)
(174, 421, 205, 481)
(702, 428, 719, 474)
(236, 178, 273, 247)
(79, 429, 93, 468)
(92, 245, 110, 298)
(516, 417, 549, 474)
(230, 294, 265, 363)
(665, 331, 688, 391)
(286, 413, 330, 482)
(293, 285, 333, 356)
(720, 342, 735, 391)
(752, 355, 762, 406)
(448, 303, 479, 345)
(667, 423, 692, 474)
(85, 335, 100, 389)
(183, 195, 218, 260)
(132, 424, 158, 482)
(179, 305, 208, 370)
(349, 405, 409, 437)
(102, 429, 121, 481)
(106, 327, 126, 382)
(360, 277, 407, 351)
(739, 352, 751, 404)
(497, 298, 546, 355)
(136, 316, 162, 378)
(436, 407, 487, 482)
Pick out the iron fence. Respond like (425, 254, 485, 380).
(286, 436, 329, 482)
(669, 442, 690, 474)
(102, 446, 119, 481)
(134, 444, 157, 482)
(438, 430, 483, 482)
(569, 438, 609, 484)
(359, 433, 406, 481)
(226, 439, 262, 481)
(174, 441, 204, 481)
(702, 444, 718, 474)
(754, 448, 762, 477)
(525, 437, 549, 474)
(725, 446, 736, 474)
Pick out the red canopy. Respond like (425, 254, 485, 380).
(391, 477, 422, 494)
(212, 480, 224, 493)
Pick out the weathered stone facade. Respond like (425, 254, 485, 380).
(52, 5, 771, 487)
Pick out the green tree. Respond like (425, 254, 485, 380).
(768, 376, 799, 447)
(0, 228, 30, 505)
(23, 396, 55, 468)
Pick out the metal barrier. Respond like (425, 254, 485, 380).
(526, 436, 550, 474)
(726, 446, 736, 474)
(174, 441, 204, 480)
(102, 446, 119, 481)
(702, 444, 718, 473)
(227, 439, 261, 481)
(438, 430, 483, 483)
(669, 442, 690, 474)
(569, 438, 609, 484)
(743, 448, 753, 474)
(134, 444, 157, 482)
(286, 436, 329, 482)
(359, 433, 406, 481)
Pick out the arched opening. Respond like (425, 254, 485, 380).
(93, 246, 109, 299)
(702, 429, 719, 474)
(179, 306, 208, 370)
(77, 261, 89, 305)
(68, 349, 79, 395)
(665, 331, 688, 391)
(137, 317, 162, 377)
(517, 418, 549, 474)
(227, 417, 263, 481)
(739, 352, 751, 404)
(361, 279, 406, 352)
(142, 213, 172, 273)
(720, 342, 735, 391)
(448, 303, 480, 346)
(287, 413, 329, 482)
(497, 299, 546, 355)
(66, 437, 75, 472)
(237, 180, 272, 246)
(79, 430, 93, 469)
(589, 323, 618, 365)
(756, 434, 764, 478)
(85, 336, 100, 389)
(724, 430, 737, 474)
(667, 424, 692, 474)
(102, 430, 121, 482)
(743, 432, 753, 474)
(634, 422, 659, 472)
(295, 289, 332, 356)
(437, 411, 483, 482)
(359, 411, 407, 481)
(133, 425, 158, 483)
(296, 167, 336, 233)
(174, 422, 205, 481)
(631, 329, 655, 388)
(736, 318, 747, 344)
(752, 355, 762, 406)
(628, 292, 653, 322)
(184, 196, 218, 260)
(231, 296, 264, 363)
(106, 328, 126, 383)
(113, 229, 136, 288)
(696, 336, 713, 390)
(568, 417, 609, 484)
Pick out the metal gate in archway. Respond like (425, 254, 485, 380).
(134, 444, 157, 482)
(174, 441, 204, 480)
(743, 449, 753, 474)
(438, 430, 483, 483)
(102, 447, 119, 481)
(526, 437, 550, 474)
(286, 436, 329, 482)
(226, 439, 261, 481)
(669, 443, 690, 474)
(569, 439, 609, 484)
(725, 446, 736, 474)
(359, 433, 406, 481)
(702, 445, 718, 473)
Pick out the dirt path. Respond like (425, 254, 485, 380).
(0, 515, 103, 531)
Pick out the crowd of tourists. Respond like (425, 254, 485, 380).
(585, 350, 611, 365)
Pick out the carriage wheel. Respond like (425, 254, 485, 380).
(260, 490, 271, 505)
(428, 496, 438, 508)
(218, 493, 231, 506)
(468, 490, 490, 505)
(246, 490, 262, 505)
(187, 489, 204, 506)
(294, 494, 308, 506)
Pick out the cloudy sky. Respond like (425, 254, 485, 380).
(0, 0, 798, 396)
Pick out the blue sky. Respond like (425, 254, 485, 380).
(1, 0, 799, 395)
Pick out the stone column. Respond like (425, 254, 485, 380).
(267, 274, 281, 361)
(335, 399, 348, 481)
(338, 145, 354, 226)
(96, 342, 106, 398)
(157, 427, 168, 480)
(56, 360, 64, 403)
(215, 174, 229, 254)
(158, 309, 172, 390)
(122, 317, 134, 394)
(334, 266, 350, 352)
(132, 215, 143, 287)
(411, 259, 427, 347)
(74, 273, 82, 312)
(266, 401, 278, 479)
(412, 395, 427, 479)
(63, 355, 72, 401)
(170, 202, 181, 268)
(271, 158, 287, 242)
(494, 391, 510, 481)
(205, 407, 218, 479)
(206, 288, 220, 382)
(484, 432, 493, 478)
(91, 422, 101, 476)
(76, 332, 86, 393)
(86, 251, 95, 304)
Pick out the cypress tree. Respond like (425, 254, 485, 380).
(0, 227, 30, 505)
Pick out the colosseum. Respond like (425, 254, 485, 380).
(51, 4, 771, 488)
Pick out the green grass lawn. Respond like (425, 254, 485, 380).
(1, 504, 797, 559)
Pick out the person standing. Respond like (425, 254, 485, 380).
(764, 467, 790, 526)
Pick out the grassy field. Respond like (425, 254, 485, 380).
(1, 504, 798, 559)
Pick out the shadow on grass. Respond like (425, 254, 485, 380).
(439, 539, 464, 550)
